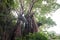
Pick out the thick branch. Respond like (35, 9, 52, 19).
(28, 0, 37, 14)
(19, 0, 24, 15)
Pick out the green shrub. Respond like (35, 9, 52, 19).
(15, 32, 48, 40)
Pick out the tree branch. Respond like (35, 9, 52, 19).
(19, 0, 24, 15)
(28, 0, 37, 14)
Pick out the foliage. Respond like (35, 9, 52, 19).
(18, 0, 60, 27)
(24, 0, 60, 14)
(15, 32, 48, 40)
(35, 14, 56, 27)
(46, 31, 60, 40)
(0, 0, 19, 25)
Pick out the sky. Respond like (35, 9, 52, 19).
(47, 0, 60, 34)
(47, 8, 60, 34)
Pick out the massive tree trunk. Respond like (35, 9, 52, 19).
(22, 13, 38, 36)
